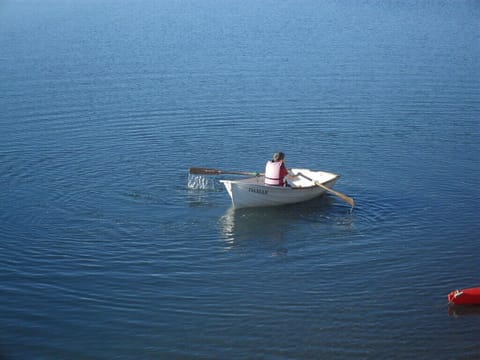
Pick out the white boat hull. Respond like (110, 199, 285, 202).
(220, 168, 339, 209)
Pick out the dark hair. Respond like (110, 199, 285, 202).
(273, 152, 285, 161)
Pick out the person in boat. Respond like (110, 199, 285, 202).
(264, 152, 297, 186)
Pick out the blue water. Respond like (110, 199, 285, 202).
(1, 1, 479, 358)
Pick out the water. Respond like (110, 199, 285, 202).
(1, 1, 479, 358)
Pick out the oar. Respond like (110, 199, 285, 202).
(189, 167, 261, 177)
(297, 172, 355, 207)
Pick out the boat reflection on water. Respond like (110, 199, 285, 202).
(219, 196, 337, 254)
(448, 304, 480, 317)
(220, 207, 289, 253)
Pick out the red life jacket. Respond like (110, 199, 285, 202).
(265, 161, 285, 186)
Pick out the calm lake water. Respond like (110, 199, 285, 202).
(1, 1, 479, 359)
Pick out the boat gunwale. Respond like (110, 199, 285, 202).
(220, 172, 340, 191)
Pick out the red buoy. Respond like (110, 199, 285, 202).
(448, 287, 480, 305)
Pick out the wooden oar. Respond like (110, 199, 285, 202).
(189, 167, 261, 177)
(297, 172, 355, 207)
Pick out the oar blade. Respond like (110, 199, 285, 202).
(189, 167, 262, 176)
(189, 167, 222, 175)
(315, 181, 355, 207)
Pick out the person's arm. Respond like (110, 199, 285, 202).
(287, 168, 299, 179)
(280, 164, 289, 179)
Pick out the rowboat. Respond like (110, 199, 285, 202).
(448, 287, 480, 306)
(219, 168, 340, 209)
